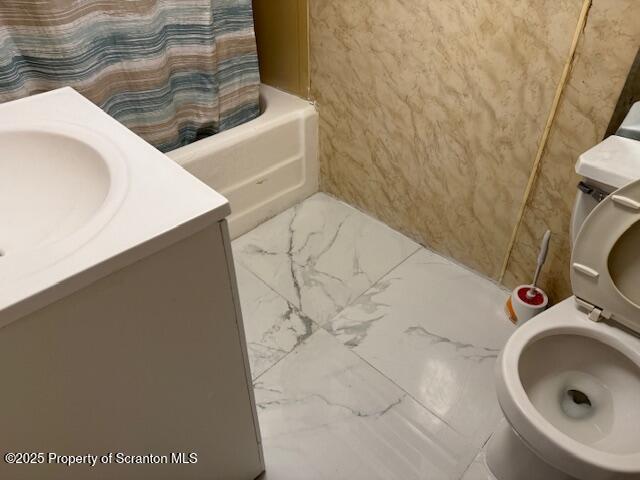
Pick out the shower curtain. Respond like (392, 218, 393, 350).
(0, 0, 260, 152)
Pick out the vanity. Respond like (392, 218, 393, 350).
(0, 89, 264, 479)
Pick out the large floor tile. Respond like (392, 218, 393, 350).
(233, 193, 420, 325)
(236, 264, 316, 379)
(325, 249, 514, 449)
(255, 330, 476, 480)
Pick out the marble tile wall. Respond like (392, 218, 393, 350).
(309, 0, 640, 299)
(309, 0, 582, 279)
(503, 0, 640, 300)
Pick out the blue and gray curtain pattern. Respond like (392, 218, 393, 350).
(0, 0, 260, 152)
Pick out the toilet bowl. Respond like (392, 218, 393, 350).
(489, 299, 640, 480)
(487, 137, 640, 480)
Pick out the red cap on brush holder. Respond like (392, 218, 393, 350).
(517, 286, 545, 306)
(504, 230, 552, 325)
(505, 285, 550, 325)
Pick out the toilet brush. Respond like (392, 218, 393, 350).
(505, 230, 551, 325)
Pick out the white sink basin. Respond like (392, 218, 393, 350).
(0, 123, 128, 277)
(0, 87, 229, 327)
(0, 124, 128, 254)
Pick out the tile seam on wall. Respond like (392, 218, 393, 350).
(498, 0, 593, 283)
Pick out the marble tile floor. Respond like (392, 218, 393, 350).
(233, 193, 513, 480)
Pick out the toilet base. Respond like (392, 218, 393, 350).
(486, 420, 576, 480)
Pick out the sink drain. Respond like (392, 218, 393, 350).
(561, 388, 593, 419)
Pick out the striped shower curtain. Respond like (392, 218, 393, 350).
(0, 1, 260, 152)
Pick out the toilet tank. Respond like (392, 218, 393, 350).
(572, 135, 640, 244)
(617, 101, 640, 141)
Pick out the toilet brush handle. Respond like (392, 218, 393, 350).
(528, 230, 551, 297)
(536, 230, 551, 268)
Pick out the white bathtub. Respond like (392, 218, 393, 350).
(168, 84, 319, 238)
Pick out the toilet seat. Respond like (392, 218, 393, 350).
(494, 299, 640, 480)
(571, 178, 640, 333)
(490, 143, 640, 480)
(496, 176, 640, 478)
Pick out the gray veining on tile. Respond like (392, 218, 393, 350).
(236, 264, 317, 379)
(233, 192, 420, 325)
(255, 329, 477, 480)
(234, 193, 515, 478)
(403, 326, 501, 363)
(325, 248, 514, 450)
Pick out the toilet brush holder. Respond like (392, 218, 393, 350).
(505, 285, 549, 325)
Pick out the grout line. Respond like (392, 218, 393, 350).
(241, 190, 422, 323)
(457, 432, 496, 480)
(252, 341, 299, 384)
(320, 244, 422, 326)
(498, 0, 592, 283)
(321, 189, 510, 293)
(240, 192, 498, 385)
(241, 246, 419, 383)
(458, 456, 477, 480)
(348, 347, 459, 432)
(237, 259, 302, 315)
(234, 262, 323, 383)
(239, 194, 507, 473)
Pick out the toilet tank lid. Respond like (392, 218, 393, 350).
(576, 135, 640, 189)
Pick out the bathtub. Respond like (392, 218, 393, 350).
(167, 84, 319, 238)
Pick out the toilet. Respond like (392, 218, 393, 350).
(486, 134, 640, 480)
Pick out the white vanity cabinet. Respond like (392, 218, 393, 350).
(0, 88, 263, 480)
(0, 220, 264, 480)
